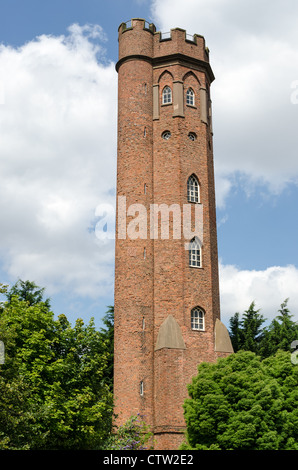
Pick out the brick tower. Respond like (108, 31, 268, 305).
(114, 18, 233, 450)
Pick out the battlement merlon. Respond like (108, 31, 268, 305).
(118, 18, 156, 35)
(117, 18, 214, 82)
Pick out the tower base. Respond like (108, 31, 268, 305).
(153, 431, 185, 450)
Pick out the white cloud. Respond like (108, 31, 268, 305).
(219, 263, 298, 326)
(151, 0, 298, 205)
(0, 24, 117, 298)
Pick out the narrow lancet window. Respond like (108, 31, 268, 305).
(186, 88, 195, 106)
(162, 86, 172, 104)
(191, 307, 205, 331)
(187, 174, 200, 203)
(189, 237, 202, 268)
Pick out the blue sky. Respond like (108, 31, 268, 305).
(0, 0, 297, 328)
(0, 0, 151, 59)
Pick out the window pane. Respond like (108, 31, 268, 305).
(162, 86, 172, 104)
(191, 307, 204, 330)
(187, 175, 199, 203)
(186, 88, 194, 106)
(189, 238, 201, 267)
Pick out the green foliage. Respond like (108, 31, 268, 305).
(240, 302, 265, 352)
(229, 299, 298, 358)
(6, 279, 51, 309)
(102, 415, 153, 450)
(182, 350, 298, 450)
(0, 288, 113, 450)
(0, 375, 33, 449)
(0, 283, 9, 312)
(229, 301, 265, 354)
(2, 280, 297, 451)
(259, 299, 298, 358)
(99, 305, 114, 392)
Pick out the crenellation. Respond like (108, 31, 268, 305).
(118, 19, 209, 59)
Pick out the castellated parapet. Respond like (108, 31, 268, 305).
(117, 18, 213, 82)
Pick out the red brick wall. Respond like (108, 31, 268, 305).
(114, 44, 155, 429)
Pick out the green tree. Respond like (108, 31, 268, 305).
(100, 305, 114, 392)
(260, 299, 298, 358)
(182, 350, 298, 450)
(229, 299, 298, 359)
(229, 302, 265, 353)
(0, 375, 34, 449)
(0, 295, 113, 450)
(6, 279, 51, 309)
(229, 311, 242, 352)
(0, 283, 9, 313)
(241, 301, 265, 353)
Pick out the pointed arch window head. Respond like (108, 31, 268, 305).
(191, 307, 205, 331)
(186, 88, 195, 106)
(187, 174, 200, 203)
(189, 237, 202, 268)
(162, 86, 172, 105)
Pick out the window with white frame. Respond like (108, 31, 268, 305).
(186, 88, 195, 106)
(191, 307, 205, 331)
(187, 174, 200, 203)
(189, 237, 202, 268)
(162, 86, 172, 104)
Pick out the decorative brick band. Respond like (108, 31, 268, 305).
(116, 52, 215, 83)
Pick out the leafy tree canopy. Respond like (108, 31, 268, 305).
(182, 350, 298, 450)
(0, 283, 113, 450)
(6, 279, 51, 309)
(229, 299, 298, 358)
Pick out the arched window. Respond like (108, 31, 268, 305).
(189, 237, 202, 268)
(191, 307, 205, 331)
(186, 88, 195, 106)
(162, 86, 172, 104)
(187, 174, 200, 203)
